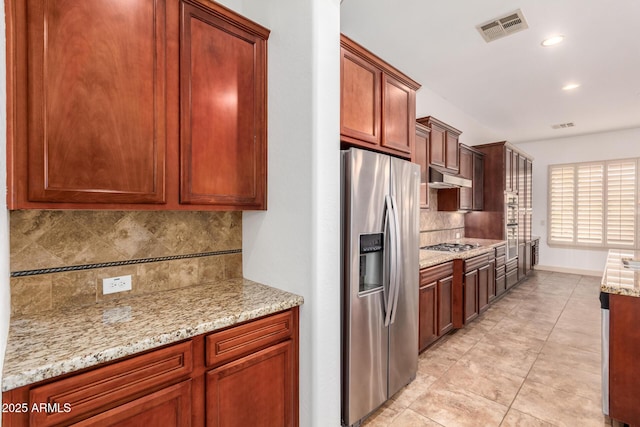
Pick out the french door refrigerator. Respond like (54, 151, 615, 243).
(341, 148, 419, 427)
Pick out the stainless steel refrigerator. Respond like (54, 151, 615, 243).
(341, 148, 419, 427)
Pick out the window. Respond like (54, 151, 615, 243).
(548, 158, 638, 249)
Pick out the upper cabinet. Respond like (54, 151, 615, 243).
(416, 116, 461, 173)
(436, 144, 484, 212)
(6, 0, 269, 210)
(179, 2, 267, 208)
(414, 123, 431, 209)
(340, 34, 420, 160)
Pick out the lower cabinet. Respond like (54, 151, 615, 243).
(506, 258, 519, 289)
(206, 341, 294, 427)
(609, 293, 640, 425)
(531, 238, 540, 268)
(453, 253, 495, 328)
(419, 261, 454, 352)
(75, 381, 192, 427)
(463, 269, 479, 325)
(2, 308, 299, 427)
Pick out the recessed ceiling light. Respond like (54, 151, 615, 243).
(562, 83, 581, 91)
(541, 35, 564, 47)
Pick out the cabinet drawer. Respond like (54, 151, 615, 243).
(464, 253, 491, 272)
(206, 310, 294, 367)
(495, 265, 506, 278)
(495, 255, 506, 268)
(29, 341, 193, 427)
(420, 261, 454, 285)
(495, 245, 506, 258)
(506, 258, 518, 273)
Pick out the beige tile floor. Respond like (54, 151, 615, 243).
(363, 270, 609, 427)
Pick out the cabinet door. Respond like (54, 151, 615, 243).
(429, 123, 446, 168)
(74, 381, 191, 427)
(526, 159, 533, 210)
(463, 270, 478, 324)
(445, 132, 459, 172)
(23, 0, 167, 204)
(505, 147, 513, 193)
(473, 153, 484, 211)
(381, 74, 414, 158)
(458, 147, 473, 210)
(415, 124, 430, 209)
(478, 264, 490, 313)
(180, 2, 268, 208)
(419, 283, 438, 351)
(206, 341, 294, 427)
(517, 243, 526, 280)
(340, 48, 381, 145)
(488, 261, 496, 302)
(437, 275, 454, 336)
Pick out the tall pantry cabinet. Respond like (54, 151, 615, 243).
(6, 0, 268, 210)
(464, 141, 535, 282)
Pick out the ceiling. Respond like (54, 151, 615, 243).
(340, 0, 640, 143)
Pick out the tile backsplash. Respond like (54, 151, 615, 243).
(9, 210, 242, 316)
(419, 188, 465, 247)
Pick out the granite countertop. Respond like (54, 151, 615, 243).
(601, 250, 640, 297)
(2, 278, 304, 392)
(419, 238, 506, 269)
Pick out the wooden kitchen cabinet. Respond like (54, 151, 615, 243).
(414, 123, 430, 209)
(463, 269, 479, 324)
(179, 1, 267, 208)
(453, 253, 494, 328)
(2, 308, 299, 427)
(458, 146, 474, 211)
(419, 262, 454, 352)
(464, 141, 534, 285)
(206, 341, 294, 427)
(340, 34, 420, 160)
(437, 144, 484, 212)
(419, 281, 438, 351)
(73, 381, 192, 427)
(6, 0, 269, 210)
(416, 117, 461, 173)
(531, 238, 540, 268)
(608, 293, 640, 425)
(494, 244, 507, 298)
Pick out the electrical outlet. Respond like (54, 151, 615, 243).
(455, 232, 461, 239)
(102, 275, 132, 295)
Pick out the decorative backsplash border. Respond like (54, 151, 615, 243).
(10, 249, 242, 277)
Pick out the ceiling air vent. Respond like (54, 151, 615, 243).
(551, 122, 575, 129)
(476, 9, 529, 43)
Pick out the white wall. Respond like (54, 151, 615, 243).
(416, 86, 502, 146)
(227, 0, 342, 426)
(517, 127, 640, 275)
(0, 2, 10, 423)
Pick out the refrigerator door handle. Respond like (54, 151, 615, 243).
(389, 195, 402, 325)
(384, 195, 397, 327)
(382, 197, 391, 317)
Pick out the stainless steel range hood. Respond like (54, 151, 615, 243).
(428, 166, 472, 189)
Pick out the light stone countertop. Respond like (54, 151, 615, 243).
(419, 238, 506, 269)
(601, 250, 640, 297)
(2, 278, 304, 392)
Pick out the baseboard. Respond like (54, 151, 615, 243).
(534, 264, 602, 277)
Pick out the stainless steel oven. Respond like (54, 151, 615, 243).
(505, 193, 518, 260)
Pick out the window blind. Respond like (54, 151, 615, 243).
(548, 158, 638, 249)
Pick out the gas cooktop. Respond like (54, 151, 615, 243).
(421, 242, 480, 252)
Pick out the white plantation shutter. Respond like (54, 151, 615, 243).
(548, 158, 638, 249)
(576, 163, 603, 244)
(549, 166, 575, 243)
(606, 160, 636, 247)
